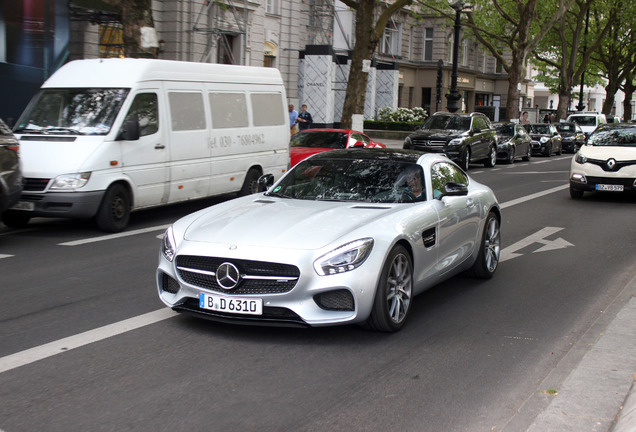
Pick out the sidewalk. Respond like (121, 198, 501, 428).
(525, 274, 636, 432)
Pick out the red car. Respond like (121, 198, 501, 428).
(290, 129, 386, 166)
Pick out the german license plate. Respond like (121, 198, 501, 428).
(596, 184, 623, 192)
(10, 201, 34, 211)
(199, 293, 262, 315)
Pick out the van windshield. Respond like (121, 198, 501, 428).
(15, 88, 130, 135)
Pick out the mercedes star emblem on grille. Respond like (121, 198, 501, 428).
(216, 262, 240, 289)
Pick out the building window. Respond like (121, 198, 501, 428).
(381, 21, 401, 56)
(461, 40, 468, 66)
(99, 24, 124, 58)
(423, 28, 434, 61)
(266, 0, 280, 15)
(482, 52, 487, 73)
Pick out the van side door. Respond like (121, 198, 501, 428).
(120, 90, 169, 208)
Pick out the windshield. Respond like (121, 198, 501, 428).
(588, 126, 636, 147)
(494, 124, 514, 137)
(525, 124, 550, 134)
(568, 116, 596, 127)
(421, 115, 470, 131)
(15, 88, 130, 135)
(290, 131, 348, 149)
(268, 157, 426, 203)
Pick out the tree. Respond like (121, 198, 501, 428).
(339, 0, 414, 129)
(464, 0, 576, 121)
(103, 0, 158, 58)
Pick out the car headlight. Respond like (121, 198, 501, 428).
(540, 137, 549, 144)
(49, 172, 91, 190)
(575, 153, 587, 164)
(448, 139, 462, 147)
(498, 139, 512, 149)
(314, 238, 374, 276)
(161, 227, 177, 262)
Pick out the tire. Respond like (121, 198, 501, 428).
(522, 146, 531, 162)
(557, 144, 562, 156)
(239, 168, 261, 196)
(506, 148, 515, 164)
(365, 245, 413, 332)
(484, 145, 496, 167)
(544, 144, 552, 157)
(570, 185, 584, 199)
(95, 183, 131, 233)
(467, 212, 500, 279)
(459, 147, 470, 171)
(2, 210, 31, 228)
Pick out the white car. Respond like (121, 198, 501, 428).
(570, 123, 636, 199)
(157, 149, 501, 332)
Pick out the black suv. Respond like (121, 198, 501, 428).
(0, 119, 23, 219)
(403, 112, 497, 171)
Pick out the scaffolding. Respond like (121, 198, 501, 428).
(190, 0, 248, 64)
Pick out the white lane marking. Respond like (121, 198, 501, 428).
(58, 224, 170, 246)
(0, 183, 571, 375)
(0, 308, 178, 374)
(500, 227, 573, 262)
(0, 254, 14, 259)
(500, 184, 568, 209)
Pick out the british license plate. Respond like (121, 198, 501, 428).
(596, 184, 624, 192)
(199, 293, 262, 315)
(10, 201, 34, 211)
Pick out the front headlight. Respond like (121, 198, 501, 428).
(448, 139, 462, 147)
(49, 172, 91, 190)
(314, 238, 374, 276)
(540, 137, 549, 144)
(575, 153, 588, 164)
(161, 227, 177, 262)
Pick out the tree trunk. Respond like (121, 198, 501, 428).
(557, 88, 570, 120)
(623, 77, 634, 121)
(120, 0, 158, 58)
(602, 79, 620, 115)
(505, 61, 524, 121)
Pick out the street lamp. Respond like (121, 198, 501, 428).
(576, 6, 590, 112)
(446, 0, 472, 113)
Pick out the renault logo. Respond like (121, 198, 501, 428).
(216, 262, 240, 289)
(607, 158, 617, 170)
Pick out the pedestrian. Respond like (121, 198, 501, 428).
(543, 114, 550, 123)
(297, 104, 313, 131)
(289, 104, 298, 135)
(521, 111, 530, 124)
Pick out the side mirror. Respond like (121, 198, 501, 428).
(117, 119, 140, 141)
(438, 181, 468, 199)
(258, 174, 275, 192)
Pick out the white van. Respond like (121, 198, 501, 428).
(6, 58, 289, 232)
(565, 112, 607, 140)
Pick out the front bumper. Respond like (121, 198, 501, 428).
(9, 190, 105, 218)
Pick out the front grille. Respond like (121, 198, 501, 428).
(314, 290, 355, 311)
(174, 298, 308, 327)
(175, 255, 300, 295)
(586, 176, 636, 187)
(23, 178, 50, 192)
(411, 138, 447, 147)
(587, 159, 636, 172)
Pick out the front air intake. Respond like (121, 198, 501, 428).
(314, 290, 355, 311)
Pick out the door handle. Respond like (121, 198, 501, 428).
(155, 144, 165, 149)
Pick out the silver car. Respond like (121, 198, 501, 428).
(157, 149, 501, 332)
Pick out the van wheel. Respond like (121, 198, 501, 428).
(2, 210, 31, 228)
(96, 184, 131, 232)
(239, 168, 262, 196)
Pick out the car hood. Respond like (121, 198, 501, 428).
(409, 130, 463, 140)
(579, 145, 636, 161)
(182, 195, 397, 250)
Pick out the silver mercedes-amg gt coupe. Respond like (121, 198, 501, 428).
(157, 148, 501, 332)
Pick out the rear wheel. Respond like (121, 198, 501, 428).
(484, 145, 496, 167)
(365, 245, 413, 332)
(239, 168, 262, 196)
(467, 212, 500, 279)
(95, 184, 131, 233)
(522, 146, 531, 161)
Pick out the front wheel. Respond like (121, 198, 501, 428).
(522, 146, 531, 162)
(459, 147, 470, 171)
(467, 212, 500, 279)
(365, 245, 413, 332)
(239, 168, 262, 196)
(544, 144, 552, 157)
(570, 185, 584, 199)
(506, 148, 515, 164)
(95, 184, 131, 232)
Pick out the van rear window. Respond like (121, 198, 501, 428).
(169, 92, 206, 131)
(251, 93, 285, 127)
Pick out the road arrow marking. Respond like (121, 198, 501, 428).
(500, 227, 573, 262)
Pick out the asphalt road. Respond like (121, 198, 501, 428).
(1, 150, 635, 432)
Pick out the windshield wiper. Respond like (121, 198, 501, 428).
(13, 127, 44, 134)
(42, 127, 82, 135)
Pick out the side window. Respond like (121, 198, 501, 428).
(168, 92, 206, 131)
(124, 93, 158, 137)
(251, 93, 285, 126)
(431, 162, 469, 199)
(209, 92, 248, 128)
(351, 133, 370, 145)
